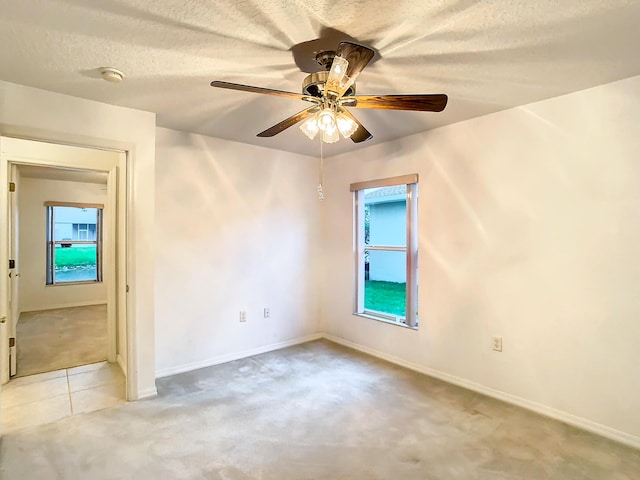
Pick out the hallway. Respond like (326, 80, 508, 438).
(16, 304, 108, 377)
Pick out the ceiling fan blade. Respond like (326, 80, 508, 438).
(335, 42, 375, 83)
(211, 81, 307, 101)
(344, 94, 448, 112)
(257, 106, 319, 137)
(340, 108, 373, 143)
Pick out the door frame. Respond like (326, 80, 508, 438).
(0, 137, 128, 392)
(8, 163, 18, 377)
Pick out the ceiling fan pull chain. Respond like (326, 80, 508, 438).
(317, 137, 324, 201)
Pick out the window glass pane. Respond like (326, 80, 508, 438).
(364, 249, 406, 318)
(364, 185, 406, 247)
(53, 207, 97, 242)
(54, 244, 98, 283)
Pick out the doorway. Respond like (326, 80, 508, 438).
(14, 165, 111, 377)
(0, 138, 130, 430)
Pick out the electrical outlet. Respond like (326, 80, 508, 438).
(239, 311, 247, 322)
(492, 336, 503, 352)
(264, 308, 270, 318)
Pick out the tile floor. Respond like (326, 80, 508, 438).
(1, 361, 125, 433)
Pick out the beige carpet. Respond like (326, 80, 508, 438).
(1, 340, 638, 479)
(16, 305, 108, 377)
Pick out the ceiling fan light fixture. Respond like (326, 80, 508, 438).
(317, 108, 336, 132)
(322, 125, 340, 144)
(336, 113, 358, 138)
(299, 116, 319, 140)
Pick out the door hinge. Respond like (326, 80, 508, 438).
(9, 338, 15, 348)
(9, 259, 15, 269)
(9, 182, 15, 192)
(126, 285, 130, 293)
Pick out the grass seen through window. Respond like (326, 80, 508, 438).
(364, 280, 406, 317)
(55, 245, 97, 268)
(53, 245, 98, 283)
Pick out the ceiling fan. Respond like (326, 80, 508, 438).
(210, 42, 448, 144)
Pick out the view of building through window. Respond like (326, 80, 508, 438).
(353, 175, 418, 328)
(364, 185, 408, 317)
(46, 205, 102, 284)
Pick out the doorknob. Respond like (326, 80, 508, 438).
(0, 316, 6, 324)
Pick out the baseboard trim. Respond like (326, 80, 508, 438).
(135, 387, 158, 400)
(21, 300, 107, 313)
(155, 333, 323, 379)
(323, 334, 640, 450)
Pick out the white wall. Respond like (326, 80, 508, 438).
(18, 177, 107, 311)
(0, 80, 156, 399)
(321, 75, 640, 447)
(154, 128, 322, 376)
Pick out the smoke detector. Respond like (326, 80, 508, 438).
(99, 67, 125, 83)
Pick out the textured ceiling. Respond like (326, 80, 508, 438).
(1, 0, 639, 157)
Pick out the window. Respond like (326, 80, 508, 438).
(45, 202, 103, 285)
(352, 175, 418, 328)
(73, 223, 96, 241)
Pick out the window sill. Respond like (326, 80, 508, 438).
(353, 312, 418, 330)
(46, 281, 102, 287)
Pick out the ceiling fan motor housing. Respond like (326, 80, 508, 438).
(302, 71, 355, 98)
(315, 50, 336, 70)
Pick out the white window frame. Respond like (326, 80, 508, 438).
(45, 202, 104, 286)
(352, 174, 419, 328)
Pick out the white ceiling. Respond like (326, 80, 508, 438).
(1, 1, 639, 157)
